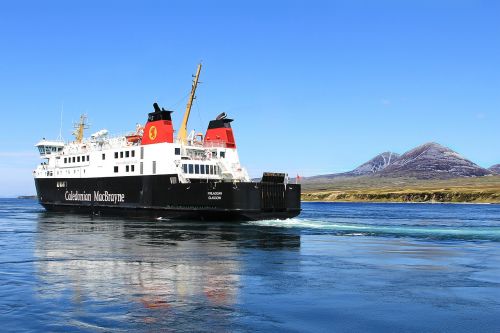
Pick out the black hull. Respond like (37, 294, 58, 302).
(35, 175, 301, 221)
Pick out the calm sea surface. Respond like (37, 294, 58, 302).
(1, 199, 500, 332)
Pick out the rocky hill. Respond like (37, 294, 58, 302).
(377, 142, 490, 179)
(489, 164, 500, 174)
(304, 151, 399, 182)
(301, 142, 491, 182)
(347, 151, 400, 176)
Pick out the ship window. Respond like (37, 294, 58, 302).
(64, 158, 67, 163)
(183, 164, 187, 173)
(220, 151, 225, 158)
(72, 157, 75, 163)
(188, 164, 193, 174)
(114, 166, 118, 173)
(115, 152, 118, 159)
(102, 153, 105, 160)
(152, 161, 156, 174)
(87, 155, 90, 161)
(77, 156, 81, 162)
(126, 151, 129, 158)
(175, 148, 180, 155)
(132, 150, 135, 158)
(195, 164, 199, 174)
(140, 162, 143, 175)
(131, 165, 135, 172)
(140, 147, 144, 159)
(126, 165, 129, 172)
(209, 165, 214, 174)
(120, 151, 124, 158)
(200, 165, 205, 174)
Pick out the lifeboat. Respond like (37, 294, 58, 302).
(126, 134, 142, 144)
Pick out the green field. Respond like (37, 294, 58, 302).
(301, 175, 500, 203)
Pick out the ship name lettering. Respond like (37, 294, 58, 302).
(64, 191, 92, 202)
(208, 191, 222, 200)
(93, 191, 125, 203)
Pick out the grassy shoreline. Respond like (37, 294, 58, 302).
(301, 176, 500, 204)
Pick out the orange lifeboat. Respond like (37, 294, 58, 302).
(126, 134, 141, 144)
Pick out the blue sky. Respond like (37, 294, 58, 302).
(0, 0, 499, 196)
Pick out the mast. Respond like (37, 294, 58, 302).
(73, 114, 89, 143)
(177, 63, 202, 143)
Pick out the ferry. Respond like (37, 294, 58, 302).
(33, 64, 301, 220)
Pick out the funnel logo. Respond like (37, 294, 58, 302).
(149, 126, 157, 140)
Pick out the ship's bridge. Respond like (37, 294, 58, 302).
(35, 139, 65, 157)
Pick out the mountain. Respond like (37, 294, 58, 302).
(377, 142, 490, 179)
(300, 142, 492, 183)
(347, 151, 400, 176)
(302, 151, 399, 183)
(489, 164, 500, 174)
(303, 151, 399, 182)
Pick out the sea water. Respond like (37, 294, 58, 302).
(0, 199, 499, 332)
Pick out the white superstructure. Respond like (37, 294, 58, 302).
(33, 126, 250, 183)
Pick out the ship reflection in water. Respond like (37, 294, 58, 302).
(33, 212, 300, 330)
(3, 200, 500, 332)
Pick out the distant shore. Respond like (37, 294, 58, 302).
(302, 190, 500, 204)
(301, 176, 500, 204)
(17, 195, 37, 200)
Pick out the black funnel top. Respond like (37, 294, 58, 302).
(148, 103, 173, 122)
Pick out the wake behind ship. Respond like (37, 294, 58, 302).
(33, 64, 301, 220)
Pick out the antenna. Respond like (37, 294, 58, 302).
(57, 102, 64, 142)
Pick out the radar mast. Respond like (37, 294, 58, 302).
(73, 114, 89, 143)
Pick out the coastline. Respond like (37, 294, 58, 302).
(302, 199, 497, 205)
(301, 176, 500, 204)
(302, 189, 500, 204)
